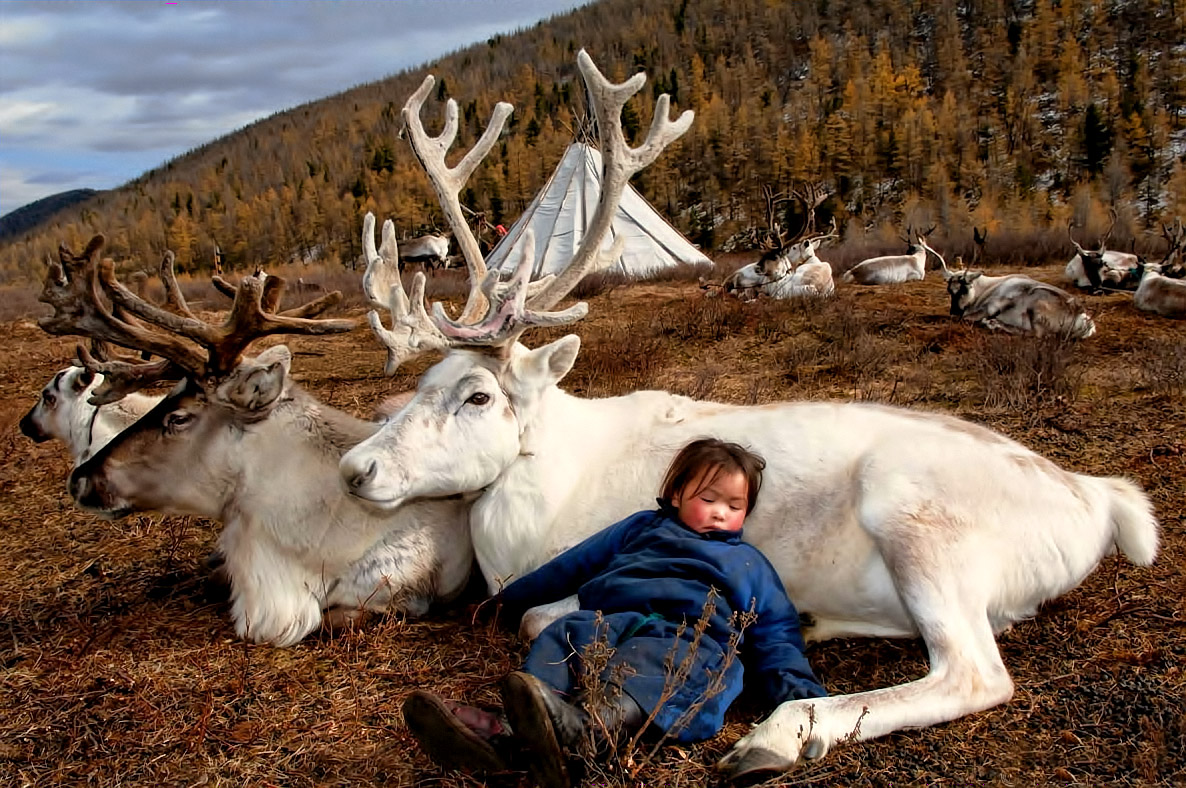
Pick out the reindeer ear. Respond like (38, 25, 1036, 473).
(217, 345, 292, 412)
(968, 271, 983, 282)
(517, 334, 581, 386)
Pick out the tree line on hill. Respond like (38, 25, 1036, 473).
(1, 0, 1184, 284)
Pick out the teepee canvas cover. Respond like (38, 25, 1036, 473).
(486, 143, 710, 279)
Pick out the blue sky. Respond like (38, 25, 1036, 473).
(0, 0, 594, 217)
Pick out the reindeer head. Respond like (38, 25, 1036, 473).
(37, 235, 355, 516)
(341, 50, 693, 510)
(944, 269, 984, 316)
(20, 366, 96, 444)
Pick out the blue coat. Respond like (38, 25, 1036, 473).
(496, 505, 826, 742)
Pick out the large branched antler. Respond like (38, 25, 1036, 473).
(432, 229, 589, 345)
(40, 237, 209, 374)
(528, 50, 694, 312)
(40, 235, 356, 402)
(365, 49, 689, 373)
(362, 213, 452, 375)
(402, 74, 513, 323)
(101, 264, 354, 378)
(362, 212, 572, 369)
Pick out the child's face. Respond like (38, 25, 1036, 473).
(672, 467, 749, 534)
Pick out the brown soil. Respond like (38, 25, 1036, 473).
(0, 265, 1182, 787)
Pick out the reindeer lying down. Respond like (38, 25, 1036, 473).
(339, 52, 1158, 783)
(22, 366, 159, 465)
(38, 236, 474, 647)
(944, 269, 1096, 338)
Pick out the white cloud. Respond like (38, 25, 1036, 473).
(0, 0, 594, 217)
(0, 99, 61, 134)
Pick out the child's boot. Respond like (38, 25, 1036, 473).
(402, 689, 516, 773)
(500, 671, 583, 788)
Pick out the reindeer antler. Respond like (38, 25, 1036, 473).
(41, 235, 356, 401)
(529, 51, 693, 312)
(40, 237, 208, 374)
(402, 74, 513, 323)
(432, 229, 589, 345)
(789, 181, 830, 241)
(362, 213, 452, 375)
(365, 49, 691, 373)
(917, 236, 951, 274)
(807, 217, 839, 247)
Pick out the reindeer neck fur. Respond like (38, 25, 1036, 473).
(218, 379, 473, 645)
(228, 382, 385, 549)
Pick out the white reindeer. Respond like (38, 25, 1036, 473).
(1065, 213, 1139, 290)
(21, 366, 159, 464)
(923, 241, 1097, 338)
(39, 237, 473, 647)
(1133, 263, 1186, 318)
(715, 224, 837, 301)
(338, 52, 1158, 782)
(398, 233, 451, 272)
(840, 228, 933, 284)
(717, 261, 766, 300)
(764, 221, 838, 298)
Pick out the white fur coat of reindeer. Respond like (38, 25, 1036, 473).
(338, 51, 1159, 780)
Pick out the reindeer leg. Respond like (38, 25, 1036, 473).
(719, 507, 1014, 779)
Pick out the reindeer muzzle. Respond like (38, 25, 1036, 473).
(19, 408, 51, 442)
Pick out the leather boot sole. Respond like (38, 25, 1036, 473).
(501, 672, 572, 788)
(402, 690, 508, 773)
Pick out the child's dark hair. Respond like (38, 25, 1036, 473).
(660, 438, 766, 514)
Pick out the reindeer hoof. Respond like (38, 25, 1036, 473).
(718, 747, 795, 786)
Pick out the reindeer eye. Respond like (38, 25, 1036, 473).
(465, 392, 490, 406)
(164, 411, 194, 431)
(42, 392, 57, 406)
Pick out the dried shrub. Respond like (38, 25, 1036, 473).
(808, 302, 891, 383)
(640, 263, 718, 284)
(574, 591, 756, 786)
(651, 295, 750, 343)
(671, 365, 722, 400)
(573, 265, 712, 300)
(1136, 337, 1186, 398)
(751, 296, 829, 343)
(971, 331, 1086, 410)
(572, 270, 630, 299)
(569, 319, 671, 395)
(776, 336, 828, 391)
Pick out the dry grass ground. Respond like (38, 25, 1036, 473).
(0, 261, 1182, 787)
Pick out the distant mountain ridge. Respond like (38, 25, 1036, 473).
(0, 189, 100, 242)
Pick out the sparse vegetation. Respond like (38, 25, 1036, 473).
(0, 263, 1181, 786)
(972, 331, 1087, 412)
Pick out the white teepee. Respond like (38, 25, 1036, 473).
(486, 143, 711, 279)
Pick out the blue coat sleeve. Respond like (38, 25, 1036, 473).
(737, 549, 828, 705)
(493, 509, 656, 623)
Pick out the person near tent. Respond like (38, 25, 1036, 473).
(401, 438, 827, 788)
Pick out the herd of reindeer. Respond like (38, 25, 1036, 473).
(19, 51, 1164, 782)
(711, 205, 1186, 338)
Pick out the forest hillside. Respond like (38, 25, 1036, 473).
(1, 0, 1184, 282)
